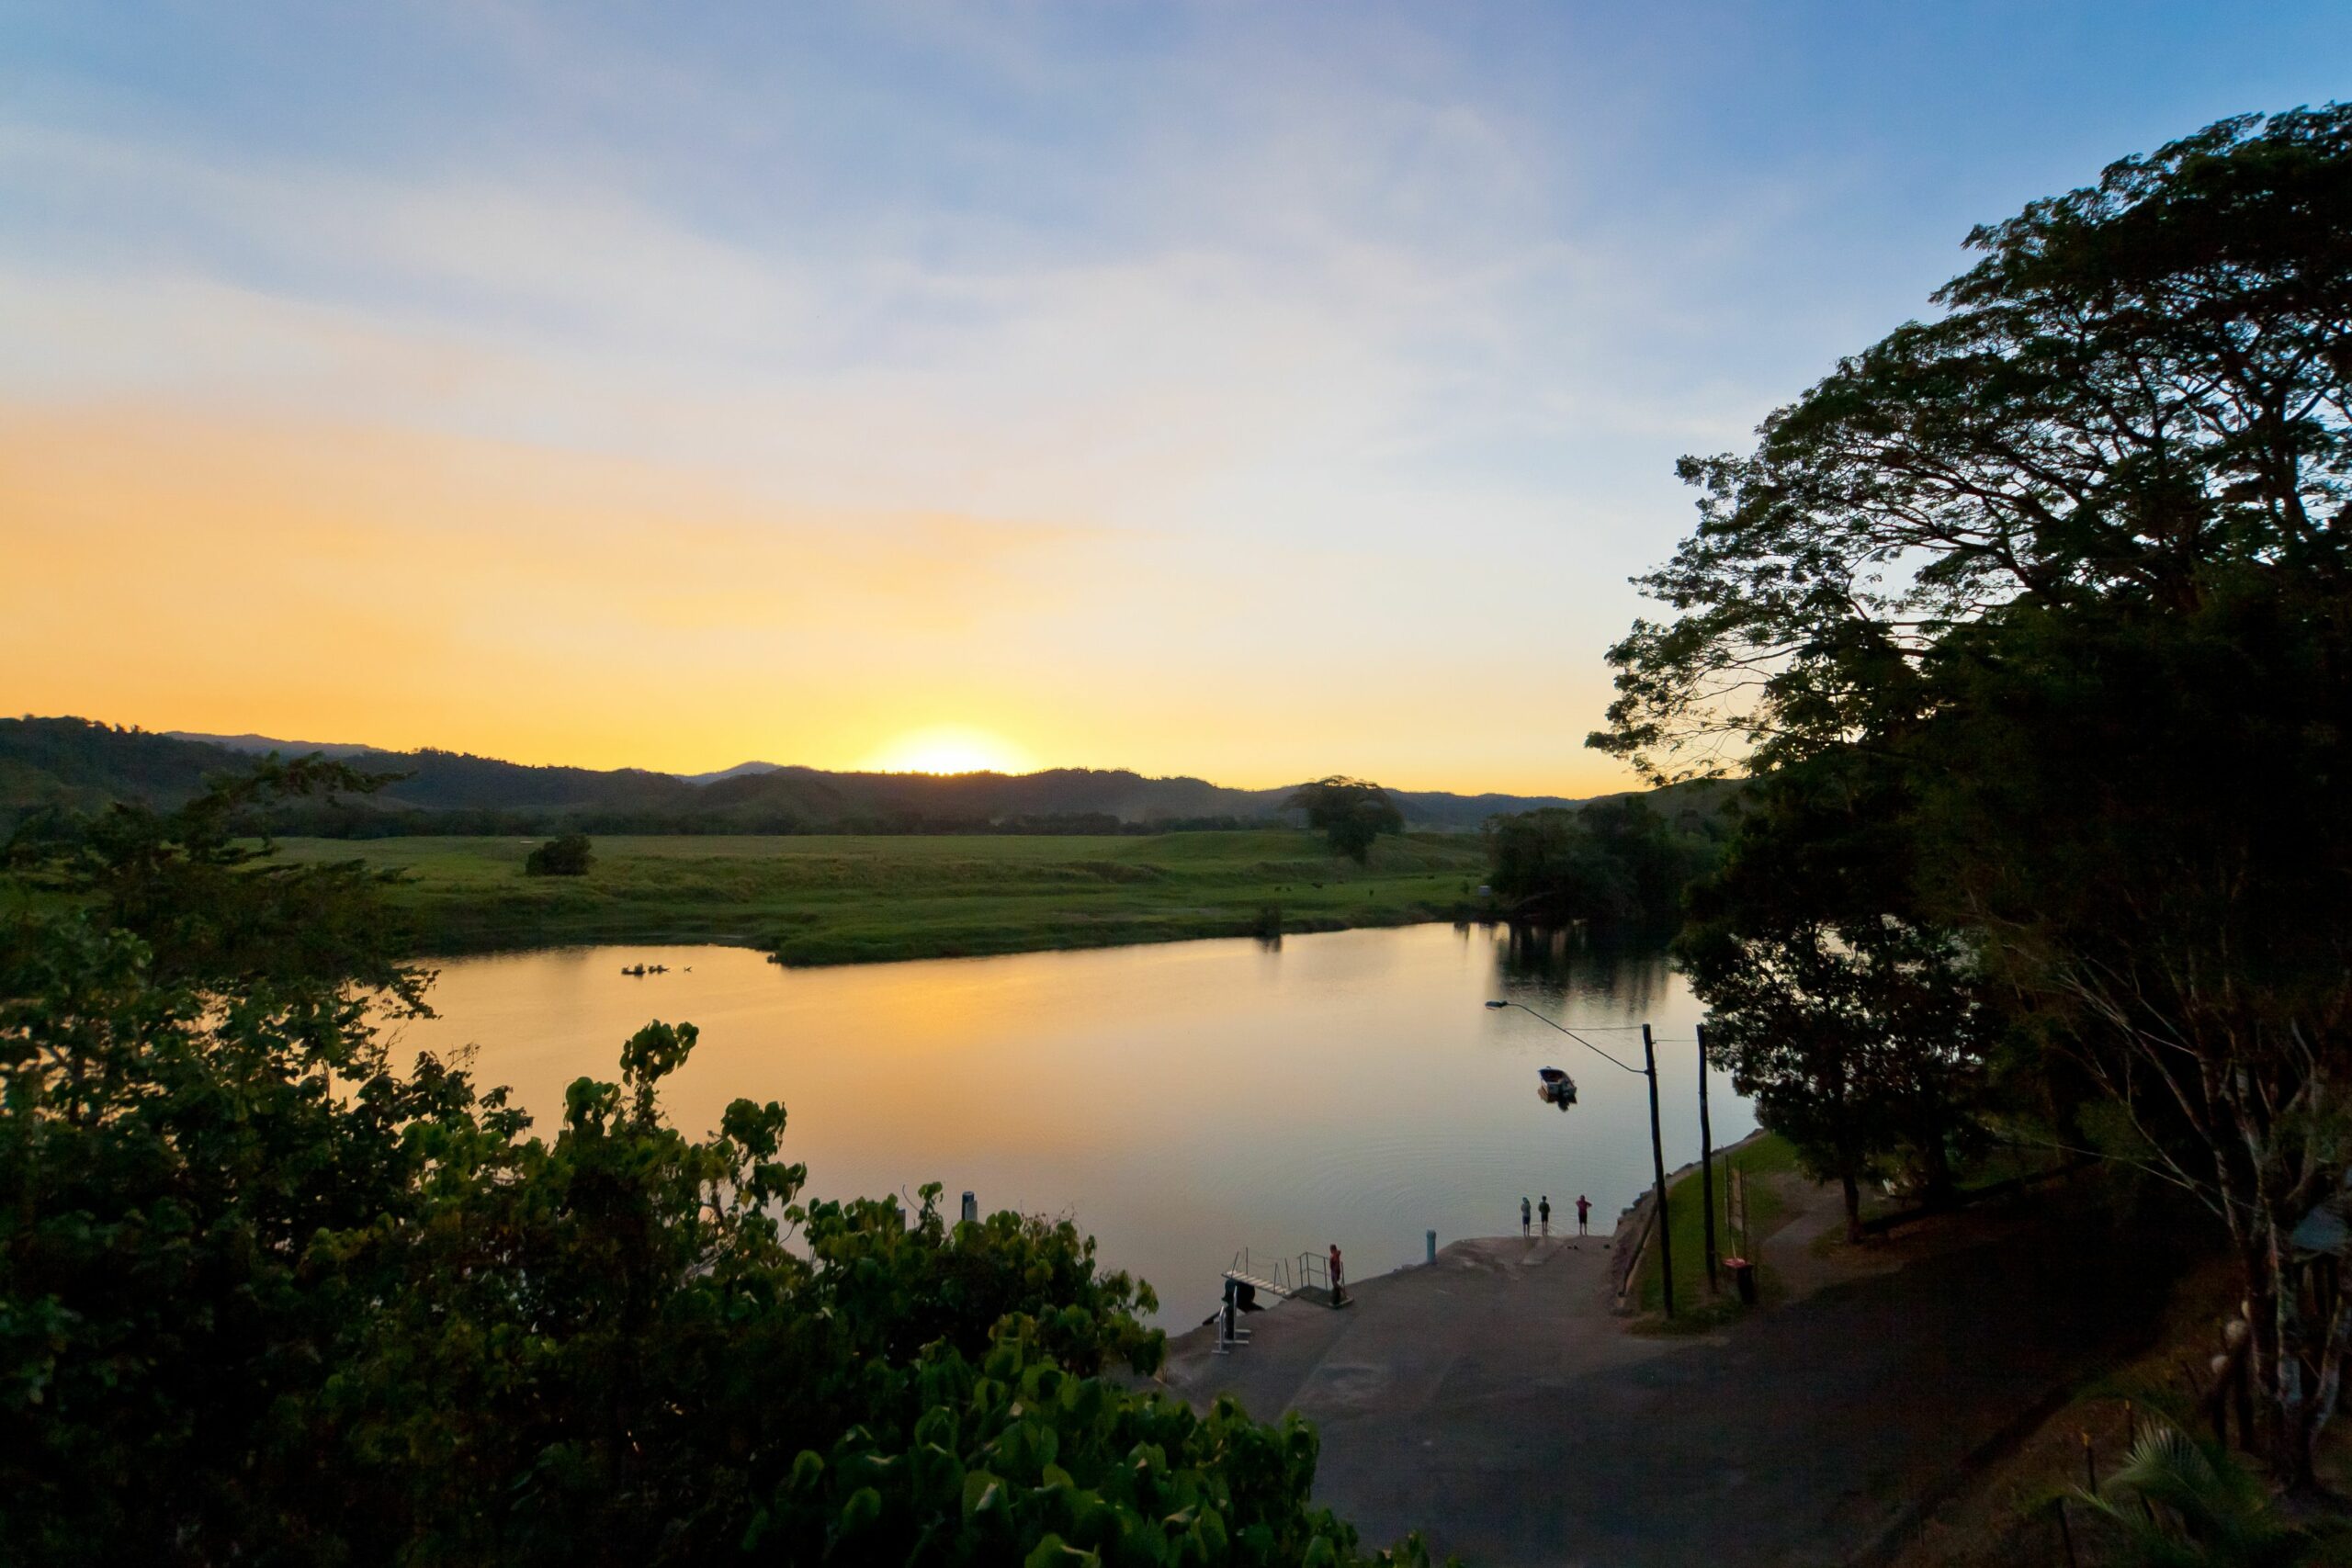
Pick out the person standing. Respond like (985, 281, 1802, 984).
(1329, 1243, 1346, 1305)
(1576, 1194, 1592, 1236)
(1538, 1195, 1552, 1236)
(1521, 1196, 1532, 1236)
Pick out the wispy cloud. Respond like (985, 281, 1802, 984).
(6, 0, 2335, 788)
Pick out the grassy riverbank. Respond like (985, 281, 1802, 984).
(263, 829, 1493, 964)
(1634, 1133, 1799, 1325)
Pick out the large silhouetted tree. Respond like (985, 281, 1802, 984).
(1286, 776, 1404, 864)
(1679, 756, 1988, 1239)
(1593, 105, 2352, 1483)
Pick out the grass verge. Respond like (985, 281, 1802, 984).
(1635, 1132, 1800, 1328)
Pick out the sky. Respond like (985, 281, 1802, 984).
(3, 3, 2345, 793)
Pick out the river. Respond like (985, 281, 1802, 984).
(382, 922, 1752, 1325)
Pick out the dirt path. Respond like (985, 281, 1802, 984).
(1163, 1182, 2181, 1566)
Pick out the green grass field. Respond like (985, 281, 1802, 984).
(263, 830, 1494, 964)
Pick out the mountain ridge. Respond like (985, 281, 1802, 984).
(675, 760, 786, 786)
(165, 730, 377, 760)
(2, 716, 1597, 832)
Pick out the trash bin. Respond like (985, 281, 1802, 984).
(1727, 1257, 1758, 1305)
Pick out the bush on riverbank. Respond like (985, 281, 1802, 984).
(523, 830, 594, 875)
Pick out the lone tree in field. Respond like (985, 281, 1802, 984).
(525, 832, 594, 876)
(1593, 105, 2352, 1486)
(1286, 776, 1404, 864)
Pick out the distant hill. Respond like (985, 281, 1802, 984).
(166, 730, 376, 759)
(0, 716, 1600, 835)
(674, 760, 786, 786)
(1, 720, 260, 819)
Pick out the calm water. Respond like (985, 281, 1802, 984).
(384, 923, 1751, 1325)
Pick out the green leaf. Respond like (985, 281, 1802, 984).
(963, 1470, 1009, 1523)
(1023, 1533, 1099, 1568)
(838, 1485, 882, 1536)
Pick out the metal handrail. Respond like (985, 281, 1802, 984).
(1227, 1247, 1294, 1294)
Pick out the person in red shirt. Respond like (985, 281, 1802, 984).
(1576, 1194, 1592, 1235)
(1328, 1243, 1346, 1304)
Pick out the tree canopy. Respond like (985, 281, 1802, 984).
(1595, 104, 2352, 1483)
(1482, 795, 1722, 933)
(1594, 104, 2352, 784)
(526, 831, 594, 875)
(1283, 777, 1404, 864)
(1676, 755, 1987, 1238)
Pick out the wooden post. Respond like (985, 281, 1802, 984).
(1643, 1024, 1673, 1320)
(1697, 1022, 1718, 1292)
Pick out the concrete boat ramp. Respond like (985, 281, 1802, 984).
(1172, 1237, 1651, 1443)
(1160, 1190, 2179, 1567)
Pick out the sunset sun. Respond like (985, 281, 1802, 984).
(861, 725, 1036, 776)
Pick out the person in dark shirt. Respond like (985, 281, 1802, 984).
(1538, 1195, 1552, 1236)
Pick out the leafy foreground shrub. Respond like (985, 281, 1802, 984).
(0, 917, 1435, 1566)
(2075, 1422, 2343, 1567)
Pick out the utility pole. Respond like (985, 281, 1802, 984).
(1698, 1021, 1718, 1292)
(1643, 1024, 1673, 1320)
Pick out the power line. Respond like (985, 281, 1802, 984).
(1483, 1000, 1648, 1076)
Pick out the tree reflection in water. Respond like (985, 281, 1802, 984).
(1485, 921, 1673, 1021)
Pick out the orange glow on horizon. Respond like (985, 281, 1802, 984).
(0, 400, 1637, 800)
(859, 726, 1037, 776)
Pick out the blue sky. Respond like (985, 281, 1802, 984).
(3, 3, 2344, 788)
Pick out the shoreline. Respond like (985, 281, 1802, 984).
(393, 901, 1481, 968)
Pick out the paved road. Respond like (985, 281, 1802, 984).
(1162, 1190, 2180, 1566)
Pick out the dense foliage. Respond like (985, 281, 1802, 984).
(1283, 778, 1404, 864)
(4, 753, 423, 1002)
(1598, 105, 2352, 1483)
(1675, 761, 1989, 1237)
(524, 831, 594, 875)
(2075, 1421, 2334, 1565)
(1, 773, 1437, 1564)
(1481, 794, 1724, 933)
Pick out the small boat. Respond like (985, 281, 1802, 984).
(1536, 1066, 1577, 1110)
